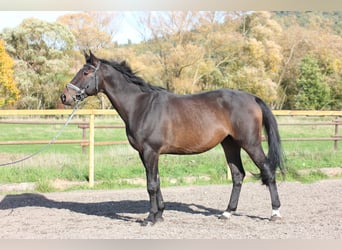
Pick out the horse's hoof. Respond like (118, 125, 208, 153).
(270, 209, 282, 222)
(141, 216, 165, 226)
(270, 215, 282, 222)
(218, 211, 233, 220)
(141, 219, 155, 227)
(155, 216, 164, 223)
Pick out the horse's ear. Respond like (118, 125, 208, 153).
(88, 50, 99, 66)
(83, 50, 90, 63)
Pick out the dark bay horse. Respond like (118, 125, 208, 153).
(61, 51, 284, 226)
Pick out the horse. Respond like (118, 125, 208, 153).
(60, 51, 285, 226)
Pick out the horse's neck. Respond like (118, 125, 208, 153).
(103, 80, 146, 124)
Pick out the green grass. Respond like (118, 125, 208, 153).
(0, 115, 341, 192)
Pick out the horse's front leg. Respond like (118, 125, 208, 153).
(139, 148, 165, 226)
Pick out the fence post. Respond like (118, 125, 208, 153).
(82, 126, 87, 154)
(88, 112, 95, 187)
(334, 119, 339, 151)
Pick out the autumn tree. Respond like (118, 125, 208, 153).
(2, 11, 340, 110)
(90, 11, 342, 110)
(108, 11, 342, 109)
(0, 39, 19, 107)
(232, 11, 284, 105)
(195, 12, 245, 91)
(137, 11, 206, 93)
(275, 12, 342, 110)
(1, 18, 75, 109)
(57, 11, 122, 51)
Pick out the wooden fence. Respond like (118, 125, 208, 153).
(0, 109, 342, 187)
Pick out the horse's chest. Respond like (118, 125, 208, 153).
(125, 125, 159, 152)
(126, 132, 141, 152)
(125, 126, 141, 151)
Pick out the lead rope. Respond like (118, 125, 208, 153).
(0, 101, 81, 167)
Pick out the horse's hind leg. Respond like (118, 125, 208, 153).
(244, 144, 282, 221)
(219, 136, 245, 219)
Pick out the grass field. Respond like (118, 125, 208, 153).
(0, 114, 341, 192)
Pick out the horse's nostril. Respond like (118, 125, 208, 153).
(61, 94, 66, 103)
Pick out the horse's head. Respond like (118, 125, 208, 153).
(60, 51, 101, 106)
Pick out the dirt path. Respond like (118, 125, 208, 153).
(0, 179, 341, 239)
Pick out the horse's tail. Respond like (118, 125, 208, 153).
(255, 97, 285, 179)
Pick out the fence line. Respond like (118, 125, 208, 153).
(0, 109, 341, 187)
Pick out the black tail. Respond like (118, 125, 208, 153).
(255, 97, 285, 176)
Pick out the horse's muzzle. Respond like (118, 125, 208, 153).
(60, 93, 75, 106)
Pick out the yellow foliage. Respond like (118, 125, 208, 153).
(0, 39, 20, 107)
(264, 40, 283, 74)
(332, 58, 342, 73)
(172, 77, 201, 94)
(247, 38, 264, 62)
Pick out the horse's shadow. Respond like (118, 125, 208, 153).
(0, 193, 222, 224)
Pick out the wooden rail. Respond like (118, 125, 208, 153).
(0, 139, 88, 145)
(278, 119, 342, 150)
(274, 110, 342, 116)
(0, 109, 341, 187)
(0, 109, 118, 115)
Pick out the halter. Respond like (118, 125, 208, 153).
(66, 62, 101, 101)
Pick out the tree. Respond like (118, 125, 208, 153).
(57, 11, 122, 51)
(225, 11, 284, 105)
(137, 11, 206, 92)
(0, 39, 20, 107)
(1, 18, 75, 109)
(295, 55, 331, 110)
(191, 13, 244, 91)
(276, 12, 342, 110)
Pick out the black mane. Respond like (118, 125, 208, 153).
(99, 58, 167, 92)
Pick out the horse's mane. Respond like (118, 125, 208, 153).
(99, 58, 167, 92)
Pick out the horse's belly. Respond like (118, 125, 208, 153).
(161, 126, 228, 154)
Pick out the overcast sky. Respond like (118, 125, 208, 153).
(0, 11, 143, 44)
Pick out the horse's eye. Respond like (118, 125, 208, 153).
(83, 70, 89, 76)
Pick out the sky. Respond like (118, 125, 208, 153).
(0, 11, 143, 44)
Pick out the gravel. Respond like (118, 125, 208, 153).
(0, 179, 341, 239)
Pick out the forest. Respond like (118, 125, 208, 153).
(0, 11, 341, 110)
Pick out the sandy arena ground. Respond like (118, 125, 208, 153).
(0, 179, 341, 239)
